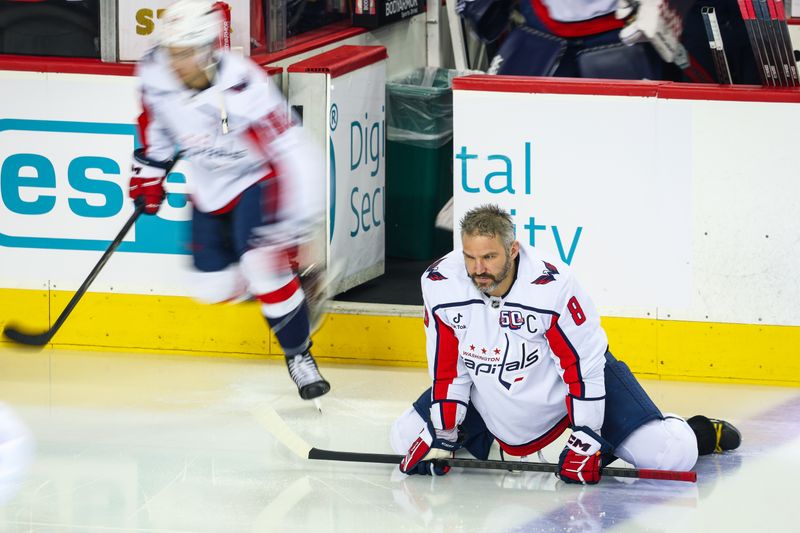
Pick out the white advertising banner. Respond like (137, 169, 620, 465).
(0, 66, 283, 296)
(117, 0, 251, 61)
(327, 65, 386, 292)
(0, 71, 194, 295)
(453, 90, 692, 317)
(453, 78, 800, 327)
(288, 47, 387, 295)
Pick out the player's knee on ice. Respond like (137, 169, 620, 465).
(390, 407, 427, 455)
(615, 414, 698, 471)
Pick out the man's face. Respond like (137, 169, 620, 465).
(167, 46, 210, 89)
(462, 233, 519, 295)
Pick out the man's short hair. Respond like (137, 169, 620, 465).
(459, 204, 515, 251)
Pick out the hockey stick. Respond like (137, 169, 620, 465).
(250, 405, 696, 482)
(307, 448, 697, 483)
(2, 202, 147, 347)
(251, 404, 313, 459)
(706, 7, 733, 84)
(701, 7, 724, 83)
(4, 154, 182, 347)
(772, 0, 799, 85)
(739, 0, 771, 85)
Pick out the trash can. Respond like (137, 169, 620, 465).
(385, 67, 458, 261)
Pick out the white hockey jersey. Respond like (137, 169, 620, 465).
(527, 0, 623, 38)
(539, 0, 616, 22)
(421, 245, 609, 455)
(135, 47, 324, 226)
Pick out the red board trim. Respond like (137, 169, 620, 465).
(0, 55, 136, 76)
(287, 45, 387, 78)
(251, 21, 368, 66)
(452, 75, 800, 103)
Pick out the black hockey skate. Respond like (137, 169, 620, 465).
(286, 351, 330, 400)
(687, 415, 742, 455)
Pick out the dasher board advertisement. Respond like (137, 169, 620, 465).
(1, 66, 283, 296)
(288, 46, 388, 295)
(452, 75, 800, 327)
(117, 0, 250, 61)
(327, 59, 387, 293)
(352, 0, 425, 29)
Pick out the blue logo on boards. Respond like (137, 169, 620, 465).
(329, 136, 336, 243)
(329, 104, 385, 240)
(456, 141, 583, 265)
(0, 119, 190, 254)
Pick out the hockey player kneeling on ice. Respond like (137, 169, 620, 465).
(392, 204, 740, 483)
(127, 0, 329, 401)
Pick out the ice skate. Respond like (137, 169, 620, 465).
(687, 415, 741, 455)
(286, 351, 330, 400)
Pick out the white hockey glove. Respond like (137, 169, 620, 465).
(616, 0, 689, 68)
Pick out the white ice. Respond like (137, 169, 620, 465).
(0, 346, 797, 532)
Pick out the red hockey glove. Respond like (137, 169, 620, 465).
(129, 177, 165, 215)
(400, 424, 461, 476)
(557, 427, 612, 485)
(128, 149, 171, 215)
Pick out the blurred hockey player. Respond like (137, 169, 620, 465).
(392, 205, 740, 483)
(127, 0, 330, 401)
(463, 0, 758, 83)
(460, 0, 663, 78)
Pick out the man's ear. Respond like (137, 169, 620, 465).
(510, 240, 520, 259)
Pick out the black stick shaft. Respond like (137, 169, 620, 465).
(4, 155, 180, 347)
(3, 203, 145, 346)
(773, 0, 798, 85)
(52, 203, 145, 331)
(307, 448, 696, 482)
(740, 0, 773, 84)
(754, 0, 784, 84)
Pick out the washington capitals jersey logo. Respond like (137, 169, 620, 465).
(426, 257, 448, 281)
(532, 261, 559, 285)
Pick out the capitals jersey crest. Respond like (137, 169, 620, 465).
(532, 261, 559, 285)
(426, 257, 448, 281)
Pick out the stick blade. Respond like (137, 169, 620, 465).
(2, 324, 52, 347)
(251, 406, 313, 460)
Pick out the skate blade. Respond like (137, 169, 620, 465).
(313, 398, 323, 413)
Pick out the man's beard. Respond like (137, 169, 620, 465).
(469, 255, 513, 294)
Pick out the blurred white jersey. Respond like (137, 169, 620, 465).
(0, 402, 33, 505)
(135, 47, 323, 226)
(539, 0, 617, 22)
(421, 245, 609, 454)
